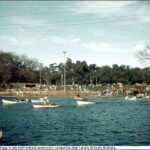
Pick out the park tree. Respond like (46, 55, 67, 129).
(73, 61, 89, 85)
(1, 50, 150, 90)
(89, 64, 97, 85)
(136, 44, 150, 66)
(66, 58, 75, 85)
(100, 65, 112, 83)
(0, 52, 13, 85)
(49, 63, 60, 85)
(42, 66, 50, 89)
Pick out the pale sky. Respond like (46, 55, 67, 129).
(0, 1, 150, 67)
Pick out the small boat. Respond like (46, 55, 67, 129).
(74, 97, 83, 100)
(31, 99, 43, 103)
(125, 96, 136, 101)
(2, 98, 30, 104)
(16, 98, 30, 103)
(74, 94, 83, 100)
(145, 96, 150, 99)
(136, 94, 144, 98)
(33, 103, 59, 108)
(31, 97, 45, 103)
(2, 99, 18, 104)
(77, 100, 96, 105)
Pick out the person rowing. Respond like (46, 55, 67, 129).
(43, 96, 49, 105)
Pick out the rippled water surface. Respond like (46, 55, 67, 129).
(0, 97, 150, 146)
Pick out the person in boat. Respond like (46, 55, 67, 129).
(14, 97, 19, 102)
(77, 94, 80, 97)
(24, 98, 30, 102)
(77, 94, 88, 101)
(43, 96, 49, 105)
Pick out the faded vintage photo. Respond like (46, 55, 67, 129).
(0, 1, 150, 148)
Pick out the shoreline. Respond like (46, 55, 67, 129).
(0, 91, 114, 98)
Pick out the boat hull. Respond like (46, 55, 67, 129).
(2, 99, 18, 104)
(74, 97, 83, 100)
(31, 100, 43, 103)
(77, 100, 95, 105)
(125, 96, 136, 101)
(33, 104, 59, 108)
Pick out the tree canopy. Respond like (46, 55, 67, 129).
(0, 50, 150, 90)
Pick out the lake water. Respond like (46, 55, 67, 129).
(0, 97, 150, 146)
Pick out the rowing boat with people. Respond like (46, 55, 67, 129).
(74, 95, 96, 105)
(32, 96, 59, 108)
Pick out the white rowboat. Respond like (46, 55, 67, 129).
(2, 99, 18, 104)
(2, 99, 30, 104)
(33, 104, 59, 108)
(74, 97, 83, 100)
(77, 100, 95, 105)
(125, 96, 136, 101)
(31, 99, 43, 103)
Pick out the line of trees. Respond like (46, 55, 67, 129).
(0, 50, 150, 89)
